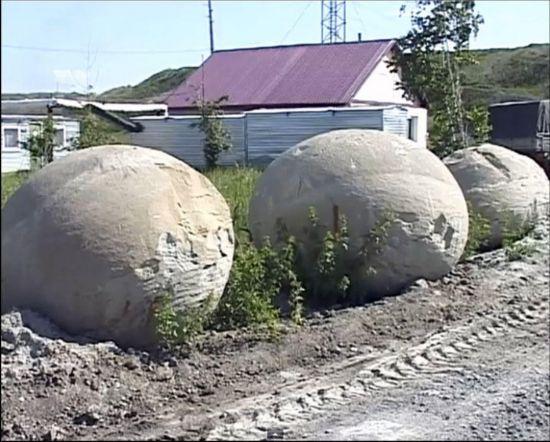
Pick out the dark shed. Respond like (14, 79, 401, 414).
(489, 99, 549, 176)
(489, 99, 549, 153)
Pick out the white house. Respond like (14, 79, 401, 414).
(1, 98, 167, 173)
(164, 39, 428, 149)
(1, 104, 80, 173)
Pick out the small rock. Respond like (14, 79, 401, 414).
(124, 358, 139, 370)
(155, 366, 173, 381)
(166, 357, 178, 367)
(73, 410, 100, 426)
(42, 425, 65, 441)
(412, 278, 429, 289)
(266, 427, 285, 440)
(311, 311, 323, 320)
(123, 410, 138, 419)
(1, 342, 15, 354)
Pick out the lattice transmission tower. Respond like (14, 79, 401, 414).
(321, 0, 347, 44)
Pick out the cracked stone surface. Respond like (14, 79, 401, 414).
(1, 145, 234, 348)
(249, 129, 469, 298)
(444, 143, 550, 248)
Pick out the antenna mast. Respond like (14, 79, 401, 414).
(321, 0, 347, 44)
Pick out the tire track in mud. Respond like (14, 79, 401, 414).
(206, 285, 549, 441)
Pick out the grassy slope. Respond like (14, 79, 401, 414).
(461, 43, 549, 107)
(1, 92, 90, 101)
(97, 67, 195, 103)
(3, 44, 547, 107)
(204, 167, 260, 241)
(1, 67, 195, 104)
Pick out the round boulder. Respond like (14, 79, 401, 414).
(249, 129, 469, 299)
(1, 145, 234, 348)
(444, 143, 549, 248)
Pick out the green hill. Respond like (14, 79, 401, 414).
(461, 43, 549, 107)
(1, 91, 90, 101)
(2, 44, 548, 106)
(97, 67, 195, 103)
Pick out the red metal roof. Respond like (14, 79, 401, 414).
(165, 39, 396, 110)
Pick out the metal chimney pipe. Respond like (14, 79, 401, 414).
(358, 32, 362, 42)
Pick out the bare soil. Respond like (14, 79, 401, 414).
(2, 219, 549, 441)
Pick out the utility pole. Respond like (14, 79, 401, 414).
(208, 0, 214, 54)
(321, 0, 346, 44)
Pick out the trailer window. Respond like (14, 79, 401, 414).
(55, 128, 65, 147)
(3, 128, 19, 149)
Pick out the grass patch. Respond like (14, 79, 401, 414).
(462, 202, 492, 259)
(502, 211, 538, 261)
(461, 202, 540, 261)
(1, 171, 30, 208)
(204, 166, 261, 243)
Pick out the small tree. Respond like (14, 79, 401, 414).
(192, 96, 232, 169)
(465, 105, 491, 145)
(23, 114, 56, 169)
(71, 109, 127, 149)
(390, 0, 486, 156)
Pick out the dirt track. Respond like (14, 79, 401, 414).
(2, 218, 549, 441)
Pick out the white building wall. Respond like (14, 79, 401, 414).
(350, 55, 428, 148)
(1, 116, 80, 173)
(406, 107, 428, 149)
(352, 55, 414, 106)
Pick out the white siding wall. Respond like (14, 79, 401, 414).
(246, 108, 384, 165)
(130, 106, 425, 169)
(1, 117, 80, 173)
(129, 116, 246, 168)
(352, 55, 415, 106)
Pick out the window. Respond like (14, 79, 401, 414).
(54, 128, 65, 147)
(3, 128, 19, 149)
(408, 116, 418, 142)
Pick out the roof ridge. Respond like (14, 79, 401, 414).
(166, 39, 400, 109)
(212, 39, 396, 54)
(341, 40, 396, 104)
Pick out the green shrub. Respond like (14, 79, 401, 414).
(287, 206, 394, 307)
(210, 241, 282, 332)
(504, 242, 537, 261)
(23, 116, 56, 169)
(207, 206, 393, 338)
(293, 207, 352, 306)
(502, 208, 538, 261)
(152, 289, 216, 349)
(71, 110, 128, 149)
(192, 97, 232, 169)
(462, 202, 492, 258)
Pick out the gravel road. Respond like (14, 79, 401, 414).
(2, 218, 549, 441)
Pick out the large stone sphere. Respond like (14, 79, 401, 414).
(1, 145, 234, 348)
(249, 129, 469, 299)
(444, 144, 549, 248)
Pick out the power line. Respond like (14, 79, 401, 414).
(351, 1, 367, 35)
(2, 44, 208, 54)
(280, 1, 314, 44)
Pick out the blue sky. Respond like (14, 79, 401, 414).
(2, 0, 549, 94)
